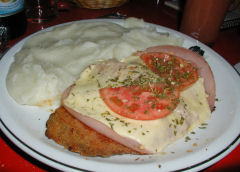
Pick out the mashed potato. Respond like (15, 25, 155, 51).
(6, 18, 183, 107)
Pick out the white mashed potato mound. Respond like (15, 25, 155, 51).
(6, 18, 183, 107)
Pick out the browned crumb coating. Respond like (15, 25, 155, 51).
(45, 107, 143, 157)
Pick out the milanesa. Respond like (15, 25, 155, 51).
(46, 107, 143, 156)
(46, 45, 215, 156)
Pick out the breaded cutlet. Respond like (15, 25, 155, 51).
(45, 107, 143, 157)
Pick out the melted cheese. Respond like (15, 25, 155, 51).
(64, 59, 211, 153)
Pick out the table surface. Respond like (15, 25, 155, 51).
(0, 0, 239, 171)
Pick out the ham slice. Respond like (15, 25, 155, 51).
(61, 45, 215, 155)
(62, 85, 152, 154)
(134, 45, 216, 111)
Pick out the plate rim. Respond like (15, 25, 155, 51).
(1, 118, 239, 171)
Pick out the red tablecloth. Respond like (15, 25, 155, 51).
(1, 0, 239, 171)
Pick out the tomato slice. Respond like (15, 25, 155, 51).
(100, 84, 179, 120)
(140, 52, 198, 90)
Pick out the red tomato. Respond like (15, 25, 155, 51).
(100, 84, 179, 120)
(140, 52, 198, 90)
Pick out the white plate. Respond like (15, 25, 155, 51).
(0, 19, 240, 172)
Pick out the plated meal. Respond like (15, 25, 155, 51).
(1, 18, 239, 171)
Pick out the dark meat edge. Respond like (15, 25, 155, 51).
(45, 107, 144, 157)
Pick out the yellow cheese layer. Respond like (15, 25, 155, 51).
(64, 60, 211, 153)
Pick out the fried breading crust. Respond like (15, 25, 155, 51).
(45, 107, 142, 157)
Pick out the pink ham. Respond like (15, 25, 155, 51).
(134, 45, 216, 111)
(62, 85, 152, 154)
